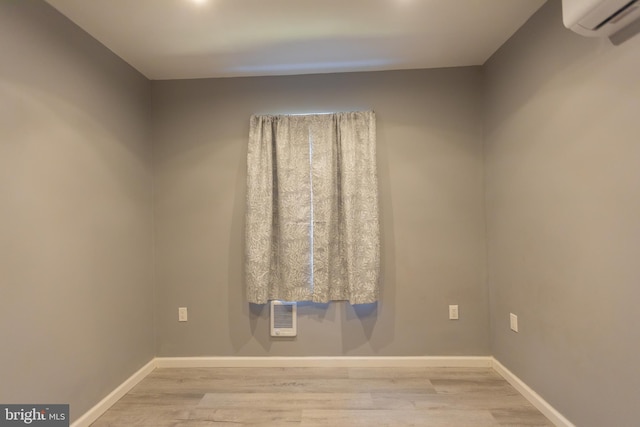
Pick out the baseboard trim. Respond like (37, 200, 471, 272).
(492, 358, 575, 427)
(70, 359, 156, 427)
(154, 356, 493, 368)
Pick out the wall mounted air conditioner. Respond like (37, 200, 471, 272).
(562, 0, 640, 37)
(270, 300, 297, 337)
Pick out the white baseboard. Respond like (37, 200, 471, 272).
(154, 356, 493, 368)
(491, 358, 575, 427)
(70, 359, 156, 427)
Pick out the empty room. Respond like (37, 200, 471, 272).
(1, 0, 639, 426)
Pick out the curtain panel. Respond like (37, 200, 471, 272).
(245, 111, 380, 304)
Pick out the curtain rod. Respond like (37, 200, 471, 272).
(253, 110, 374, 117)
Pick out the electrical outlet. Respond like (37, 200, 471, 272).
(178, 307, 188, 322)
(510, 313, 518, 332)
(449, 305, 459, 320)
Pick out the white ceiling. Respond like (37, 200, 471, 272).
(45, 0, 546, 80)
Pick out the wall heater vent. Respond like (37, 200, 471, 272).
(270, 300, 297, 337)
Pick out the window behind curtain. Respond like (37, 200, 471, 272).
(245, 111, 379, 304)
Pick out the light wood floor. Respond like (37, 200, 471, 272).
(91, 367, 553, 426)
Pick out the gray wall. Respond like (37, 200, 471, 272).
(152, 68, 489, 356)
(0, 1, 154, 422)
(484, 1, 640, 426)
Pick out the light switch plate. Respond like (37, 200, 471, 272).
(178, 307, 188, 322)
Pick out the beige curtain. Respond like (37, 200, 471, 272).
(245, 111, 379, 304)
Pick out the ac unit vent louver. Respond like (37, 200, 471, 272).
(562, 0, 640, 37)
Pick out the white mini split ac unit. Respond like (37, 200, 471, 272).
(562, 0, 640, 37)
(270, 301, 297, 337)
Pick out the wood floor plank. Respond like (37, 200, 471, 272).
(348, 367, 500, 380)
(115, 392, 205, 406)
(412, 393, 542, 411)
(197, 392, 375, 410)
(491, 407, 553, 426)
(151, 367, 349, 380)
(186, 408, 302, 424)
(135, 377, 436, 394)
(430, 378, 521, 396)
(300, 408, 498, 427)
(90, 406, 190, 427)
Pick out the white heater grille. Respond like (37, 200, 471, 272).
(270, 301, 297, 337)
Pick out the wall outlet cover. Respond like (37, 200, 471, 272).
(449, 305, 459, 320)
(510, 313, 518, 332)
